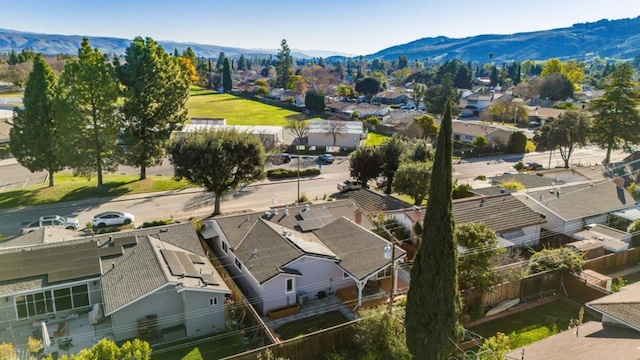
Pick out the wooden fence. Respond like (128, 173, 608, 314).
(561, 273, 611, 304)
(582, 247, 640, 272)
(222, 319, 358, 360)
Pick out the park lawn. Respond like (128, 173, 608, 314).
(365, 131, 390, 146)
(187, 90, 308, 126)
(469, 299, 594, 349)
(0, 91, 23, 98)
(0, 173, 192, 209)
(274, 310, 350, 341)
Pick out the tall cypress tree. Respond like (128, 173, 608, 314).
(222, 58, 232, 93)
(10, 54, 64, 187)
(405, 99, 462, 359)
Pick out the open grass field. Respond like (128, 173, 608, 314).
(187, 88, 308, 126)
(469, 299, 595, 349)
(274, 310, 350, 340)
(0, 173, 191, 209)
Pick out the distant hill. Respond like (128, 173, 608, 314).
(366, 17, 640, 63)
(0, 28, 344, 59)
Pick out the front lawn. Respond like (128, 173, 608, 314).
(274, 310, 350, 340)
(187, 89, 308, 126)
(469, 299, 594, 349)
(0, 173, 192, 209)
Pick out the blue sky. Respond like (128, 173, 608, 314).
(2, 0, 640, 55)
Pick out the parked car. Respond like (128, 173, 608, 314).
(20, 215, 79, 234)
(525, 162, 544, 171)
(376, 177, 388, 188)
(92, 211, 135, 228)
(266, 153, 291, 165)
(337, 180, 363, 192)
(318, 154, 335, 164)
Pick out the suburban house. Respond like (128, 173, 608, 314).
(372, 89, 409, 105)
(526, 106, 567, 126)
(332, 188, 411, 217)
(587, 281, 640, 333)
(267, 88, 304, 106)
(325, 101, 357, 117)
(386, 193, 546, 248)
(451, 120, 512, 146)
(0, 224, 229, 352)
(352, 103, 391, 119)
(307, 119, 364, 148)
(381, 109, 426, 128)
(179, 118, 285, 150)
(459, 93, 503, 117)
(200, 200, 406, 316)
(513, 180, 637, 236)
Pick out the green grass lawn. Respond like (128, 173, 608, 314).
(187, 89, 308, 126)
(0, 173, 192, 209)
(0, 91, 23, 98)
(469, 299, 594, 349)
(365, 131, 390, 146)
(274, 310, 350, 340)
(151, 331, 250, 360)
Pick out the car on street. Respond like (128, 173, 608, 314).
(376, 177, 388, 188)
(20, 215, 79, 234)
(337, 180, 364, 192)
(318, 154, 335, 164)
(92, 211, 135, 228)
(525, 162, 544, 170)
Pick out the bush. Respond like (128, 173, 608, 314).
(528, 247, 584, 274)
(500, 179, 525, 191)
(141, 218, 175, 228)
(365, 116, 379, 126)
(92, 224, 135, 234)
(513, 161, 526, 171)
(474, 175, 487, 181)
(507, 131, 527, 154)
(452, 182, 474, 199)
(266, 168, 321, 179)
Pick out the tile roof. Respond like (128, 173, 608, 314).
(587, 281, 640, 331)
(505, 321, 640, 360)
(520, 180, 636, 221)
(489, 173, 561, 189)
(409, 194, 545, 234)
(333, 189, 411, 215)
(314, 217, 405, 281)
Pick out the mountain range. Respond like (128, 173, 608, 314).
(1, 16, 640, 62)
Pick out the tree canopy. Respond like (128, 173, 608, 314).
(589, 63, 640, 163)
(377, 135, 407, 194)
(167, 129, 266, 215)
(55, 37, 120, 187)
(349, 145, 381, 186)
(405, 99, 462, 359)
(456, 223, 505, 292)
(355, 77, 381, 102)
(116, 37, 190, 180)
(533, 111, 590, 168)
(10, 54, 63, 187)
(275, 39, 293, 89)
(393, 160, 432, 205)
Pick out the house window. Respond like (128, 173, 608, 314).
(222, 241, 228, 254)
(285, 278, 294, 293)
(209, 298, 217, 306)
(377, 266, 392, 278)
(235, 258, 242, 271)
(16, 284, 90, 320)
(465, 135, 473, 141)
(454, 134, 460, 140)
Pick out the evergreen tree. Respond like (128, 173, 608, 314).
(377, 135, 407, 195)
(56, 38, 120, 187)
(222, 58, 232, 93)
(237, 54, 247, 70)
(10, 54, 64, 187)
(405, 99, 462, 359)
(590, 63, 640, 163)
(115, 37, 190, 180)
(216, 52, 226, 71)
(276, 39, 293, 89)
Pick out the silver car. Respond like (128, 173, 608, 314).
(92, 211, 135, 228)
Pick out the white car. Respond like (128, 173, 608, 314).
(92, 211, 135, 228)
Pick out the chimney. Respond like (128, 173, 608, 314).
(353, 209, 362, 225)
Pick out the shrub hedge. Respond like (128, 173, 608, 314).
(267, 168, 321, 179)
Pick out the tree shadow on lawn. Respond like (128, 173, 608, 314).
(207, 97, 244, 103)
(0, 189, 41, 208)
(58, 180, 135, 203)
(284, 113, 311, 121)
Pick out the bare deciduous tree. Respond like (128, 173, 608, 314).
(322, 120, 347, 146)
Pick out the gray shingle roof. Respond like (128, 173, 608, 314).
(215, 200, 374, 249)
(522, 180, 636, 220)
(587, 281, 640, 331)
(333, 189, 412, 215)
(314, 217, 405, 281)
(101, 236, 167, 314)
(234, 220, 304, 284)
(469, 187, 514, 197)
(410, 194, 545, 233)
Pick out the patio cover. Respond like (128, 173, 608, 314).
(611, 206, 640, 221)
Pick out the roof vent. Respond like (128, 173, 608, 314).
(159, 228, 168, 233)
(273, 208, 279, 216)
(304, 204, 310, 211)
(284, 208, 289, 216)
(282, 228, 289, 236)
